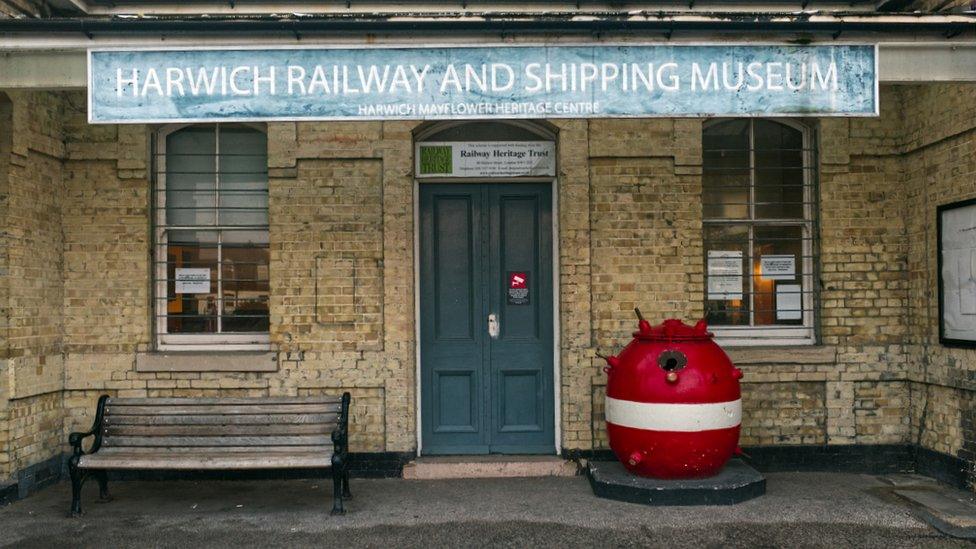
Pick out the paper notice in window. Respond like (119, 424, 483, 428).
(707, 251, 743, 301)
(175, 268, 210, 294)
(760, 254, 796, 281)
(776, 284, 803, 320)
(959, 252, 976, 315)
(941, 204, 976, 340)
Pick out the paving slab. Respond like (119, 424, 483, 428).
(0, 472, 968, 548)
(879, 474, 943, 488)
(895, 487, 976, 539)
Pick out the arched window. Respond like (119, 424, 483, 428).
(154, 124, 269, 349)
(702, 119, 817, 345)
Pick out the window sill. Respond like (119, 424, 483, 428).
(135, 351, 279, 373)
(724, 345, 837, 366)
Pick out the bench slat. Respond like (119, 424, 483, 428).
(96, 445, 332, 454)
(103, 435, 332, 447)
(105, 404, 339, 415)
(105, 424, 331, 437)
(79, 452, 333, 470)
(108, 396, 341, 406)
(104, 413, 339, 426)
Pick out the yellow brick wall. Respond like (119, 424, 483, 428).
(901, 83, 976, 489)
(0, 92, 10, 476)
(54, 88, 920, 458)
(586, 96, 913, 451)
(0, 90, 66, 481)
(2, 84, 973, 484)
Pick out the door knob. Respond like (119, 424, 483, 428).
(488, 313, 500, 339)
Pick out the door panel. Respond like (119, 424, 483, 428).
(420, 183, 553, 455)
(487, 184, 553, 452)
(432, 196, 477, 342)
(434, 370, 477, 432)
(421, 187, 487, 453)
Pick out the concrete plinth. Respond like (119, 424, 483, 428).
(587, 459, 765, 506)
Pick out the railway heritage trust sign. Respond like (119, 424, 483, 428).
(88, 44, 877, 123)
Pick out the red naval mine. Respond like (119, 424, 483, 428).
(601, 310, 743, 479)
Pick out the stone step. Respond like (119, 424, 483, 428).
(402, 456, 578, 480)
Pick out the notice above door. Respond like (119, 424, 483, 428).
(416, 142, 556, 178)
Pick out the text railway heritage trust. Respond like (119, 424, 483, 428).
(88, 45, 878, 122)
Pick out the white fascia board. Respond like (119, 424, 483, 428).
(0, 49, 86, 88)
(879, 43, 976, 82)
(55, 2, 883, 17)
(2, 39, 976, 89)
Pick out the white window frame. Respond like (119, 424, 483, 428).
(154, 123, 271, 351)
(703, 118, 818, 347)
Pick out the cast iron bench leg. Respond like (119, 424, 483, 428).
(342, 470, 352, 499)
(330, 470, 344, 515)
(330, 453, 345, 515)
(94, 470, 111, 501)
(68, 458, 84, 516)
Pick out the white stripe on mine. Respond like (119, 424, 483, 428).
(605, 397, 742, 432)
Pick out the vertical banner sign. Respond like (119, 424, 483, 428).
(88, 45, 877, 123)
(508, 272, 529, 305)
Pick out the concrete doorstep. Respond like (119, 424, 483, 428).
(402, 456, 578, 480)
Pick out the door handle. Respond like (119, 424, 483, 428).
(488, 313, 500, 339)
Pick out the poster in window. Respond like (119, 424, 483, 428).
(707, 251, 743, 301)
(939, 198, 976, 346)
(175, 268, 210, 294)
(775, 284, 803, 321)
(760, 255, 796, 281)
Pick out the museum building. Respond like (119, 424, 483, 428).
(0, 0, 975, 500)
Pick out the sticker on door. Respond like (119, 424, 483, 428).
(508, 271, 529, 305)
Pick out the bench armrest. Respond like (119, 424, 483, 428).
(69, 395, 110, 457)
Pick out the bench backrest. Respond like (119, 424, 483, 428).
(96, 396, 347, 454)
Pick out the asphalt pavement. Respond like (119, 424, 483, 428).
(0, 472, 970, 548)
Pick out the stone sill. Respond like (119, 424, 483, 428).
(135, 352, 279, 373)
(726, 346, 838, 366)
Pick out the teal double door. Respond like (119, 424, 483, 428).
(420, 183, 555, 455)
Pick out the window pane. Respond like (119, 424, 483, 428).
(221, 245, 270, 333)
(703, 120, 750, 219)
(755, 120, 805, 219)
(221, 230, 269, 246)
(705, 224, 750, 326)
(166, 242, 218, 333)
(702, 120, 815, 335)
(159, 124, 271, 342)
(218, 126, 269, 227)
(168, 229, 218, 245)
(753, 226, 805, 326)
(166, 126, 216, 226)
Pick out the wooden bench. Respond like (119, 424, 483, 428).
(67, 393, 351, 516)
